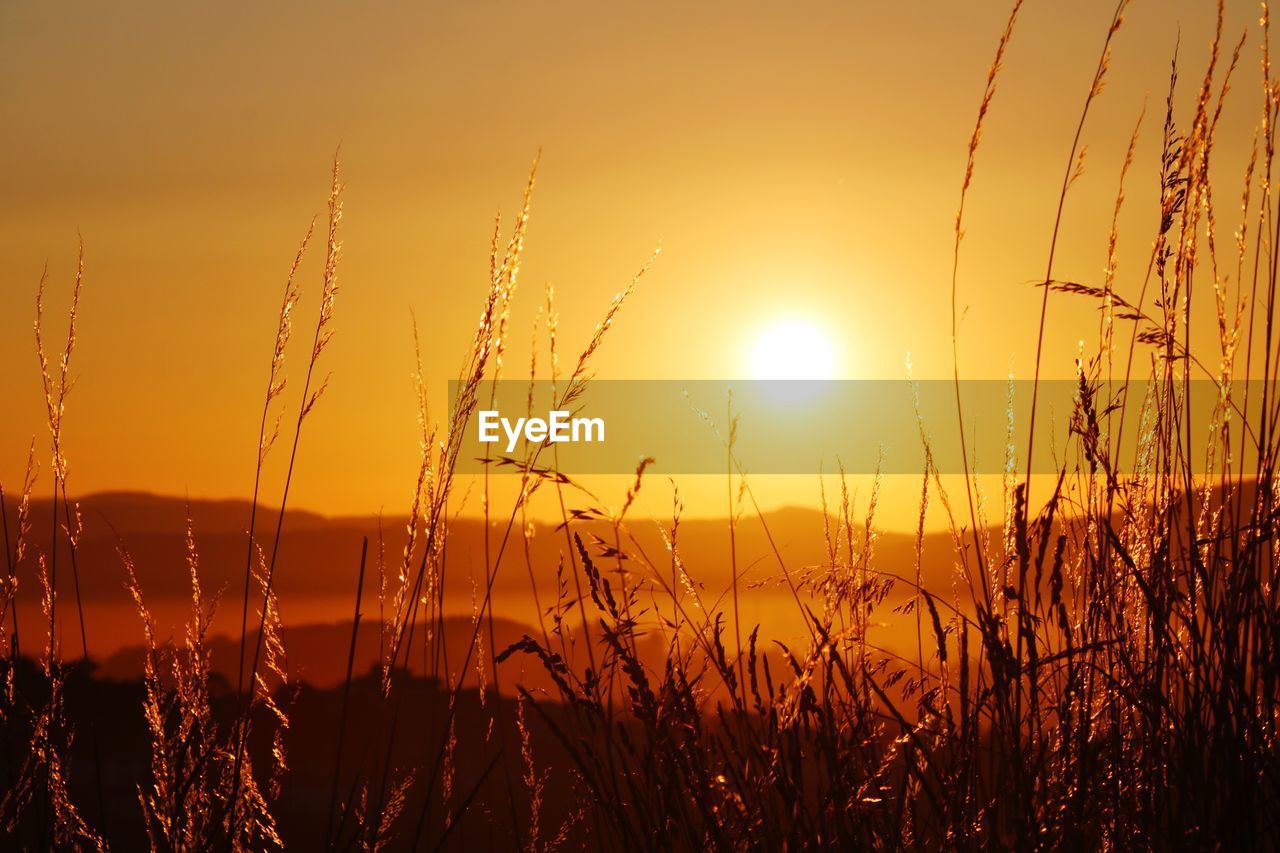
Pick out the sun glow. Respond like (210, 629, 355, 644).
(750, 319, 837, 380)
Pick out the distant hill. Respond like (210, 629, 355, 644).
(95, 614, 563, 694)
(15, 488, 1219, 659)
(2, 491, 959, 597)
(4, 485, 1248, 694)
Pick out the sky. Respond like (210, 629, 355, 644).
(0, 1, 1265, 528)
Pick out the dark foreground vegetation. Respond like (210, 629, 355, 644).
(0, 657, 587, 850)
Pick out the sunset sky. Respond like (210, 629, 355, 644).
(0, 1, 1259, 527)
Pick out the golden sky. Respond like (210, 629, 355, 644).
(0, 1, 1262, 528)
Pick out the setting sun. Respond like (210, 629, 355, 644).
(750, 319, 837, 380)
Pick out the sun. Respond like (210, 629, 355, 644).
(750, 319, 837, 380)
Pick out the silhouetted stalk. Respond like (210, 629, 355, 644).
(325, 537, 367, 850)
(1026, 0, 1130, 496)
(234, 217, 314, 707)
(228, 156, 341, 842)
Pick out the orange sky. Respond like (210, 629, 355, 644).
(0, 1, 1264, 529)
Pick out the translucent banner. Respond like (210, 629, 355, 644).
(448, 379, 1262, 475)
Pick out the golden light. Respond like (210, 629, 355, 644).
(749, 319, 837, 380)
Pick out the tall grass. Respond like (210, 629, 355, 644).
(2, 2, 1280, 849)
